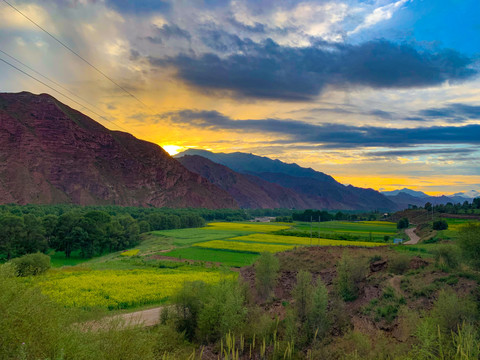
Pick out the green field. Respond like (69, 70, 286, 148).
(162, 247, 259, 267)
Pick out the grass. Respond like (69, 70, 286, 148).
(149, 228, 254, 246)
(289, 221, 397, 242)
(193, 240, 295, 253)
(162, 247, 259, 267)
(203, 222, 291, 232)
(49, 250, 91, 268)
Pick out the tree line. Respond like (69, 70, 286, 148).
(0, 204, 253, 260)
(424, 198, 480, 214)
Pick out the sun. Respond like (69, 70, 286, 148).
(161, 145, 185, 156)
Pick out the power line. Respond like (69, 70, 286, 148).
(0, 48, 111, 119)
(2, 0, 151, 109)
(0, 56, 132, 133)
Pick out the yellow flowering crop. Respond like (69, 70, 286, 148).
(193, 240, 295, 253)
(120, 249, 140, 256)
(203, 222, 291, 232)
(35, 269, 233, 309)
(230, 234, 387, 247)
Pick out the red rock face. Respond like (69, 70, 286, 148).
(0, 92, 237, 209)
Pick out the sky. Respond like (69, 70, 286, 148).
(0, 0, 479, 195)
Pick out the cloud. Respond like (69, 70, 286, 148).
(146, 23, 191, 44)
(105, 0, 170, 14)
(349, 0, 409, 35)
(419, 103, 480, 123)
(163, 109, 480, 148)
(151, 39, 477, 100)
(367, 148, 477, 158)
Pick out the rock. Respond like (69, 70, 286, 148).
(370, 260, 387, 272)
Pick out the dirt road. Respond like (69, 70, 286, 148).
(404, 227, 420, 245)
(82, 306, 164, 331)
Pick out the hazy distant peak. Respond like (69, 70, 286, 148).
(381, 188, 429, 198)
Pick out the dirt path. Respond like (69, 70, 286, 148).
(404, 227, 420, 245)
(388, 275, 404, 296)
(82, 306, 165, 331)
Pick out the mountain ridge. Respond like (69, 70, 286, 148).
(0, 92, 237, 208)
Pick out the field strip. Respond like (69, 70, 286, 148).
(193, 240, 296, 253)
(229, 234, 387, 247)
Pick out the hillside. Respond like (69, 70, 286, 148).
(178, 155, 313, 209)
(176, 149, 397, 211)
(0, 92, 237, 208)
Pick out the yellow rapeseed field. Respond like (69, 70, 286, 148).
(203, 222, 291, 232)
(34, 269, 233, 309)
(230, 234, 387, 247)
(193, 240, 295, 253)
(120, 249, 140, 256)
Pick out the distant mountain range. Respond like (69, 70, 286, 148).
(2, 91, 475, 211)
(175, 149, 396, 211)
(0, 92, 236, 208)
(380, 188, 478, 210)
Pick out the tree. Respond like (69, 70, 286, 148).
(255, 252, 280, 300)
(292, 270, 314, 323)
(424, 202, 432, 212)
(457, 223, 480, 269)
(397, 217, 409, 229)
(0, 215, 27, 259)
(433, 219, 448, 230)
(308, 278, 329, 340)
(336, 252, 367, 301)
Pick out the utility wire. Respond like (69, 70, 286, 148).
(2, 0, 151, 109)
(0, 48, 111, 119)
(0, 56, 132, 132)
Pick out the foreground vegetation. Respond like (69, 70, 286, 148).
(2, 204, 480, 359)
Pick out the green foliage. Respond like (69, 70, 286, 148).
(163, 247, 258, 267)
(457, 223, 480, 269)
(255, 252, 280, 300)
(389, 253, 410, 274)
(397, 218, 410, 230)
(11, 252, 50, 276)
(170, 279, 248, 343)
(0, 263, 156, 360)
(430, 290, 477, 333)
(292, 270, 314, 323)
(432, 220, 448, 231)
(433, 245, 461, 271)
(307, 278, 330, 340)
(336, 252, 367, 301)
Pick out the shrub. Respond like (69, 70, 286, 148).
(11, 252, 50, 276)
(255, 252, 280, 300)
(430, 290, 477, 333)
(432, 219, 448, 230)
(433, 245, 460, 271)
(336, 252, 367, 301)
(457, 223, 480, 269)
(389, 253, 410, 275)
(397, 218, 409, 230)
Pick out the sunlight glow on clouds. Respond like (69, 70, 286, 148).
(0, 0, 479, 194)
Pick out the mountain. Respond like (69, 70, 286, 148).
(452, 190, 480, 199)
(381, 188, 429, 198)
(176, 149, 397, 211)
(178, 155, 312, 209)
(0, 92, 237, 208)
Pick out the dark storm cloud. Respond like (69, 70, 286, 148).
(105, 0, 170, 14)
(368, 148, 477, 157)
(419, 103, 480, 123)
(200, 30, 256, 52)
(151, 39, 477, 100)
(146, 24, 191, 44)
(163, 109, 480, 148)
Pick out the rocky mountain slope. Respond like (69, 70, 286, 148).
(176, 149, 397, 211)
(0, 92, 237, 208)
(178, 155, 313, 209)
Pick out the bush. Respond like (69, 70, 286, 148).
(433, 245, 460, 270)
(430, 290, 477, 333)
(336, 253, 367, 301)
(255, 252, 280, 300)
(432, 219, 448, 230)
(397, 218, 409, 230)
(389, 253, 410, 275)
(11, 252, 50, 276)
(457, 223, 480, 269)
